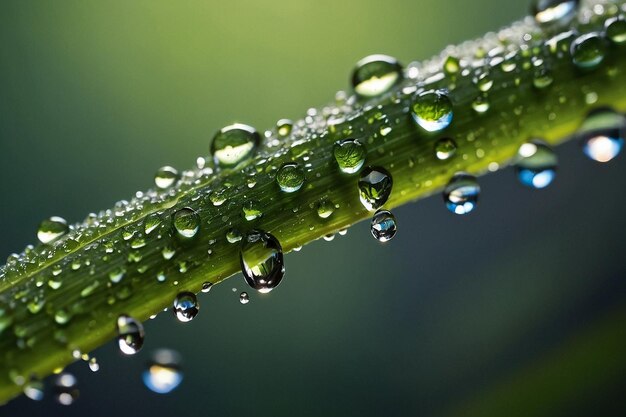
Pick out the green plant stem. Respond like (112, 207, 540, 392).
(0, 0, 625, 403)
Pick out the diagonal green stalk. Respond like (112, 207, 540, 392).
(0, 0, 625, 404)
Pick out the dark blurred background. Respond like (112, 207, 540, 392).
(1, 1, 625, 416)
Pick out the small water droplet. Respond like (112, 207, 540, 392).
(579, 108, 625, 162)
(154, 166, 179, 189)
(242, 201, 263, 221)
(143, 349, 183, 394)
(173, 292, 199, 323)
(411, 90, 453, 132)
(117, 314, 145, 355)
(37, 217, 69, 244)
(23, 378, 44, 401)
(370, 209, 397, 242)
(533, 67, 554, 89)
(54, 373, 78, 405)
(531, 0, 579, 26)
(334, 139, 366, 174)
(443, 55, 460, 75)
(240, 230, 284, 293)
(88, 357, 100, 372)
(606, 16, 626, 44)
(352, 54, 403, 98)
(276, 119, 293, 137)
(358, 166, 393, 211)
(172, 208, 200, 239)
(435, 138, 457, 160)
(144, 214, 162, 235)
(239, 292, 250, 304)
(201, 282, 213, 293)
(317, 199, 335, 219)
(443, 173, 480, 215)
(571, 33, 606, 69)
(472, 95, 490, 113)
(211, 123, 260, 167)
(276, 162, 305, 193)
(515, 141, 558, 188)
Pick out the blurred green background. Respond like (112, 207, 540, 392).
(1, 1, 626, 416)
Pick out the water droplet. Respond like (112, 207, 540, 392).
(242, 201, 263, 221)
(443, 173, 480, 215)
(435, 138, 457, 160)
(316, 199, 335, 219)
(411, 90, 453, 132)
(173, 292, 199, 323)
(239, 292, 250, 304)
(579, 108, 625, 162)
(276, 119, 293, 137)
(23, 378, 44, 401)
(226, 228, 243, 244)
(201, 282, 213, 293)
(351, 54, 403, 98)
(144, 214, 162, 235)
(143, 349, 183, 394)
(443, 55, 460, 75)
(531, 0, 579, 26)
(606, 16, 626, 44)
(88, 357, 100, 372)
(571, 33, 606, 70)
(37, 216, 69, 244)
(533, 67, 554, 89)
(154, 166, 179, 189)
(117, 314, 145, 355)
(172, 208, 200, 239)
(370, 209, 397, 242)
(54, 373, 79, 405)
(240, 230, 284, 294)
(333, 139, 366, 174)
(358, 166, 393, 211)
(472, 95, 490, 113)
(276, 162, 305, 193)
(515, 141, 558, 189)
(211, 123, 260, 167)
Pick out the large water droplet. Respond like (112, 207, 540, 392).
(531, 0, 579, 26)
(606, 16, 626, 45)
(143, 349, 183, 394)
(240, 230, 284, 294)
(515, 141, 558, 189)
(351, 54, 403, 98)
(37, 216, 69, 244)
(54, 373, 79, 405)
(173, 292, 199, 323)
(276, 162, 305, 193)
(117, 314, 145, 355)
(411, 90, 453, 132)
(358, 166, 393, 211)
(334, 139, 366, 174)
(571, 33, 606, 69)
(370, 209, 397, 242)
(443, 173, 480, 215)
(211, 123, 260, 167)
(173, 208, 200, 239)
(154, 166, 179, 189)
(579, 108, 625, 162)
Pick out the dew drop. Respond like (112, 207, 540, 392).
(242, 201, 263, 221)
(472, 95, 490, 114)
(144, 214, 162, 235)
(443, 55, 460, 75)
(154, 166, 179, 189)
(351, 54, 403, 98)
(37, 217, 69, 244)
(240, 230, 284, 294)
(143, 349, 183, 394)
(606, 16, 626, 44)
(571, 33, 606, 70)
(276, 162, 305, 193)
(201, 282, 213, 293)
(411, 90, 453, 132)
(172, 208, 200, 239)
(358, 166, 393, 211)
(23, 378, 44, 401)
(239, 292, 250, 304)
(579, 108, 625, 162)
(443, 173, 480, 215)
(333, 139, 366, 174)
(211, 123, 260, 167)
(54, 373, 78, 406)
(117, 314, 145, 355)
(533, 67, 554, 89)
(317, 199, 336, 219)
(173, 292, 199, 323)
(226, 228, 243, 244)
(435, 138, 457, 160)
(276, 119, 293, 137)
(370, 209, 397, 242)
(531, 0, 579, 26)
(515, 141, 558, 189)
(88, 357, 100, 372)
